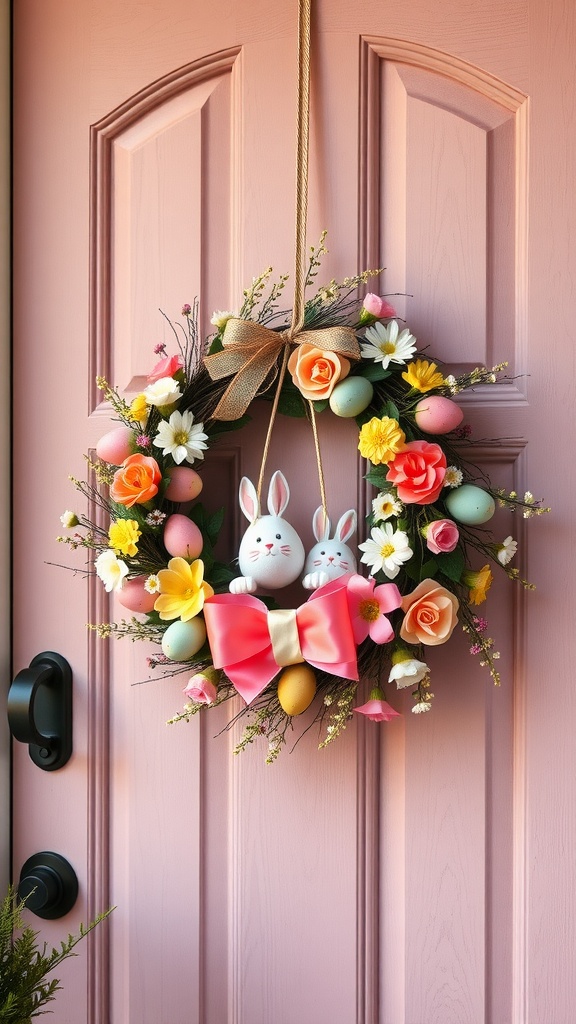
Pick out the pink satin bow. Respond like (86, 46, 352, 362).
(203, 576, 358, 704)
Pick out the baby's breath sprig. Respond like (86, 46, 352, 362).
(238, 267, 274, 320)
(87, 618, 166, 644)
(494, 487, 551, 517)
(318, 682, 357, 748)
(443, 361, 509, 395)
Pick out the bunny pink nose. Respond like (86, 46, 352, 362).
(328, 556, 334, 562)
(266, 543, 273, 550)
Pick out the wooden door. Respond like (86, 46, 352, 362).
(11, 1, 574, 1022)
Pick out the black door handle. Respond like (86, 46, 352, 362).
(7, 652, 72, 770)
(18, 852, 79, 919)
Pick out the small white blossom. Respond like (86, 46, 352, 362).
(144, 376, 183, 408)
(497, 536, 517, 565)
(60, 510, 79, 528)
(389, 659, 429, 689)
(210, 309, 234, 329)
(95, 549, 129, 593)
(412, 701, 432, 714)
(372, 491, 403, 522)
(444, 466, 463, 488)
(144, 574, 161, 594)
(361, 319, 417, 369)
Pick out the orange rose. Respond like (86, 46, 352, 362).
(399, 579, 459, 646)
(288, 343, 350, 401)
(110, 453, 162, 508)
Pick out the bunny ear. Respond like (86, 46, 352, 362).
(312, 505, 331, 542)
(239, 477, 259, 522)
(335, 509, 357, 542)
(267, 470, 290, 516)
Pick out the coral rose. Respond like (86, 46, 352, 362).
(424, 518, 459, 554)
(288, 343, 350, 401)
(110, 453, 162, 508)
(399, 579, 459, 646)
(147, 353, 184, 383)
(386, 440, 446, 505)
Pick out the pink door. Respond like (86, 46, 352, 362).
(11, 1, 572, 1021)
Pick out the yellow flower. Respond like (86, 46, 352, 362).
(129, 393, 148, 426)
(108, 519, 141, 557)
(463, 564, 493, 605)
(154, 557, 214, 622)
(402, 359, 446, 392)
(358, 416, 406, 465)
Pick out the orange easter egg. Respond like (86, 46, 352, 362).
(277, 665, 317, 716)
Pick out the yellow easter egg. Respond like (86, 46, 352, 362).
(277, 665, 317, 716)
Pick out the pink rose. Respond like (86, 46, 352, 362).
(424, 518, 459, 554)
(183, 671, 218, 705)
(361, 293, 396, 319)
(147, 353, 184, 383)
(386, 440, 446, 505)
(399, 579, 459, 646)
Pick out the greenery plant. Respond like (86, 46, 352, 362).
(0, 886, 112, 1022)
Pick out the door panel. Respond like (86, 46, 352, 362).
(12, 2, 574, 1022)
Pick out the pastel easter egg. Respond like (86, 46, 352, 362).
(329, 376, 374, 418)
(277, 664, 317, 716)
(96, 424, 134, 465)
(116, 575, 157, 613)
(161, 617, 207, 661)
(414, 395, 464, 435)
(165, 466, 203, 503)
(163, 514, 203, 560)
(445, 484, 496, 525)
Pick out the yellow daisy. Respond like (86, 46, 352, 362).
(129, 393, 148, 426)
(402, 359, 446, 393)
(358, 416, 406, 465)
(108, 519, 141, 557)
(154, 557, 214, 621)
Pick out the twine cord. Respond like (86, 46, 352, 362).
(256, 0, 328, 521)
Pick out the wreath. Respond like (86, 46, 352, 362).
(58, 234, 549, 761)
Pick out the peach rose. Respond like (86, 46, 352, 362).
(386, 440, 446, 505)
(110, 453, 162, 508)
(288, 343, 350, 401)
(399, 579, 459, 646)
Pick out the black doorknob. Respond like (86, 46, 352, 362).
(18, 852, 78, 919)
(7, 651, 73, 770)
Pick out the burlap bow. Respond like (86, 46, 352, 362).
(203, 316, 360, 421)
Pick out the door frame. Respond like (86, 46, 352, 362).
(1, 0, 11, 895)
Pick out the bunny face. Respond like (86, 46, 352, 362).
(231, 471, 305, 593)
(302, 507, 358, 590)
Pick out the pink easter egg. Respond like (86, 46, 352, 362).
(414, 395, 464, 435)
(163, 514, 203, 560)
(96, 424, 134, 465)
(116, 575, 157, 613)
(165, 466, 203, 503)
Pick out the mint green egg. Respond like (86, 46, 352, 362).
(445, 484, 495, 525)
(329, 376, 374, 417)
(161, 617, 206, 661)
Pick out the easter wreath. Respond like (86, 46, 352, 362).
(58, 234, 549, 761)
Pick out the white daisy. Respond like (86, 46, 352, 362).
(444, 466, 463, 488)
(360, 319, 417, 369)
(358, 523, 413, 579)
(153, 410, 208, 465)
(94, 549, 129, 593)
(144, 574, 161, 594)
(144, 376, 183, 408)
(497, 536, 517, 565)
(372, 491, 403, 522)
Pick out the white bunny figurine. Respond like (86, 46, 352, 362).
(302, 506, 358, 590)
(229, 470, 306, 594)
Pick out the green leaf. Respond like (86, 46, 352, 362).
(276, 388, 307, 418)
(312, 399, 329, 413)
(364, 467, 390, 487)
(360, 364, 392, 382)
(435, 548, 466, 582)
(419, 558, 438, 580)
